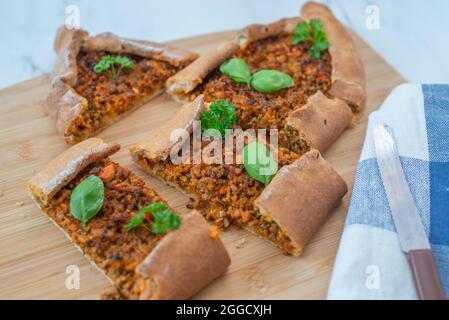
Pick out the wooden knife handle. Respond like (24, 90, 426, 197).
(408, 249, 446, 300)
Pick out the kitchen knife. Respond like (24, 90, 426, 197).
(373, 123, 446, 300)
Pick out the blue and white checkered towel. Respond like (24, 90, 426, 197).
(327, 84, 449, 299)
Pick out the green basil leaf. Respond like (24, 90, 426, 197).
(220, 58, 251, 85)
(70, 175, 104, 230)
(292, 21, 311, 45)
(243, 142, 278, 185)
(201, 99, 237, 138)
(250, 70, 294, 93)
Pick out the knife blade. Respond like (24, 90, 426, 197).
(373, 123, 429, 251)
(373, 123, 445, 300)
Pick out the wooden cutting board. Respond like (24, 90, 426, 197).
(0, 30, 404, 299)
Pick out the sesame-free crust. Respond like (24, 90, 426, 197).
(48, 26, 198, 144)
(286, 91, 353, 152)
(165, 17, 299, 101)
(130, 100, 348, 256)
(136, 210, 230, 299)
(255, 149, 348, 255)
(27, 138, 230, 300)
(164, 2, 364, 154)
(165, 2, 365, 114)
(27, 138, 120, 207)
(129, 95, 205, 161)
(301, 2, 366, 113)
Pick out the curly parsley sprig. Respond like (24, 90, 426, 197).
(292, 18, 329, 59)
(93, 55, 135, 79)
(201, 99, 237, 138)
(125, 202, 181, 234)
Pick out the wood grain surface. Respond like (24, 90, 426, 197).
(0, 30, 404, 299)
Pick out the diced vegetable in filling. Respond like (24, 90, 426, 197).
(135, 137, 301, 255)
(44, 159, 172, 299)
(189, 34, 332, 153)
(71, 51, 178, 140)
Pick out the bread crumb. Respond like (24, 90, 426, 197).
(235, 237, 247, 249)
(209, 225, 220, 239)
(16, 201, 24, 206)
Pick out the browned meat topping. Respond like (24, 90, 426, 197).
(190, 35, 332, 151)
(71, 50, 178, 140)
(135, 34, 332, 255)
(136, 137, 300, 255)
(43, 159, 171, 299)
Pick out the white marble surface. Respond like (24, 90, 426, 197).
(1, 0, 449, 89)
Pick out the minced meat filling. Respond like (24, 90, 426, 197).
(189, 35, 332, 152)
(72, 50, 178, 139)
(44, 159, 168, 299)
(136, 138, 301, 254)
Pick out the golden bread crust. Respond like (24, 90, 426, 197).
(129, 95, 205, 161)
(301, 2, 366, 113)
(48, 26, 199, 144)
(166, 2, 365, 114)
(27, 138, 120, 207)
(27, 139, 230, 300)
(286, 91, 353, 152)
(255, 149, 347, 255)
(166, 41, 240, 101)
(234, 17, 300, 48)
(136, 210, 231, 299)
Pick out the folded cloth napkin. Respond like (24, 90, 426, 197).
(327, 84, 449, 299)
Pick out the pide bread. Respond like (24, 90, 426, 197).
(48, 27, 198, 144)
(28, 138, 230, 299)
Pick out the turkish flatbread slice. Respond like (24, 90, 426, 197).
(130, 97, 347, 256)
(27, 138, 230, 299)
(48, 27, 198, 144)
(165, 2, 364, 153)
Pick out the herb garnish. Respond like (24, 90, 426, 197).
(243, 141, 278, 185)
(125, 202, 181, 234)
(93, 55, 135, 79)
(219, 58, 294, 94)
(292, 20, 311, 44)
(292, 19, 329, 58)
(70, 175, 104, 230)
(125, 209, 150, 232)
(201, 99, 237, 138)
(219, 58, 251, 85)
(250, 70, 294, 93)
